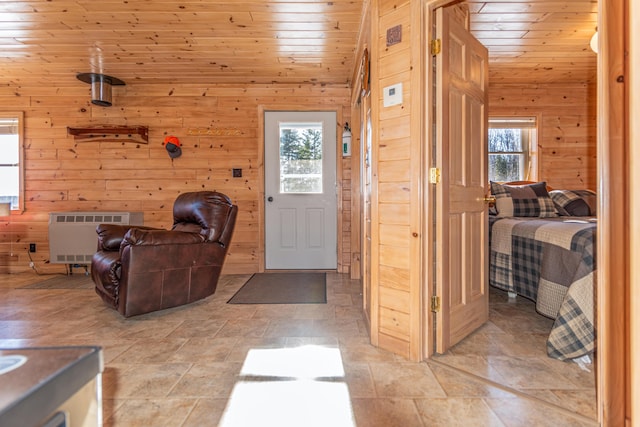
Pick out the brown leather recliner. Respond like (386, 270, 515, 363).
(91, 191, 237, 317)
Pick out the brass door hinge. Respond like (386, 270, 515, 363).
(431, 296, 441, 313)
(429, 167, 441, 184)
(431, 39, 442, 55)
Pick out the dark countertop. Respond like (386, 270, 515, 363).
(0, 346, 103, 427)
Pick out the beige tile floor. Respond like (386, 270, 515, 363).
(0, 272, 598, 426)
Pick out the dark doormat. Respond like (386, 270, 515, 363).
(19, 274, 94, 290)
(227, 272, 327, 304)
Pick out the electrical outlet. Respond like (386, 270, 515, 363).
(29, 243, 36, 253)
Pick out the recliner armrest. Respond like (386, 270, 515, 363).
(122, 228, 205, 248)
(218, 205, 238, 248)
(96, 224, 159, 251)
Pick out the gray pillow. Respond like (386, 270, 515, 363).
(549, 189, 597, 216)
(490, 181, 558, 218)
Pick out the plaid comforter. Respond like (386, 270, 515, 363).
(489, 216, 597, 361)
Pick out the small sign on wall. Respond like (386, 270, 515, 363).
(387, 25, 402, 47)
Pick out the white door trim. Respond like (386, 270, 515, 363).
(261, 108, 342, 271)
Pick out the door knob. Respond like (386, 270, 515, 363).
(267, 196, 273, 202)
(483, 195, 496, 204)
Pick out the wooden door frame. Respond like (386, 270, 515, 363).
(257, 106, 344, 273)
(627, 0, 639, 422)
(419, 0, 631, 425)
(422, 0, 467, 361)
(597, 0, 630, 425)
(349, 0, 371, 283)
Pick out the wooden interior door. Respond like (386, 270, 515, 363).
(362, 101, 373, 323)
(434, 5, 489, 353)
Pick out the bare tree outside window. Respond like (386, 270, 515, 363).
(488, 117, 537, 182)
(279, 124, 323, 193)
(488, 128, 523, 181)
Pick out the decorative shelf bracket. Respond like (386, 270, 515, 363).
(67, 125, 149, 144)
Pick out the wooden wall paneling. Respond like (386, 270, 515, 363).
(379, 306, 411, 339)
(380, 285, 412, 312)
(370, 0, 423, 360)
(488, 82, 597, 190)
(0, 84, 352, 275)
(378, 182, 411, 202)
(379, 244, 411, 270)
(379, 203, 411, 225)
(378, 331, 411, 356)
(379, 264, 411, 291)
(379, 0, 410, 15)
(487, 87, 593, 105)
(379, 223, 411, 247)
(375, 0, 410, 357)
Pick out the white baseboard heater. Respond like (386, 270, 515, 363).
(48, 212, 144, 264)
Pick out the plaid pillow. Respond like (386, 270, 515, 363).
(549, 189, 597, 216)
(490, 181, 558, 218)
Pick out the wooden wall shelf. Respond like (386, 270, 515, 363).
(67, 126, 149, 144)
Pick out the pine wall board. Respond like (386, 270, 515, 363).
(365, 2, 596, 362)
(488, 82, 597, 190)
(0, 83, 352, 274)
(370, 0, 421, 360)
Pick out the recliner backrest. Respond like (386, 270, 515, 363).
(172, 191, 234, 243)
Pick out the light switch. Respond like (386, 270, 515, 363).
(383, 83, 403, 107)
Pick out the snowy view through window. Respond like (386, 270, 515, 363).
(0, 131, 19, 209)
(279, 123, 323, 193)
(488, 128, 524, 182)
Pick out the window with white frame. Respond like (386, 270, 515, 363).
(488, 116, 538, 182)
(0, 113, 24, 212)
(278, 122, 323, 194)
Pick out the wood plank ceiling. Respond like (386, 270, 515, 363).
(467, 0, 598, 84)
(0, 1, 597, 88)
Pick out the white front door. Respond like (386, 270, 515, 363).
(264, 111, 337, 269)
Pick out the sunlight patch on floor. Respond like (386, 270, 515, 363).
(219, 345, 356, 427)
(219, 380, 354, 427)
(240, 345, 345, 379)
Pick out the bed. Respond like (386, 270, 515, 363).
(488, 182, 597, 361)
